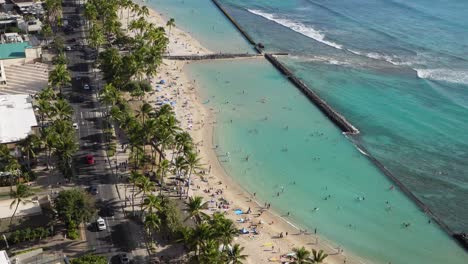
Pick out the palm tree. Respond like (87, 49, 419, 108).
(138, 5, 149, 17)
(311, 249, 328, 263)
(41, 127, 58, 169)
(89, 24, 106, 61)
(292, 247, 312, 264)
(144, 212, 161, 238)
(100, 83, 121, 107)
(172, 156, 188, 179)
(184, 151, 203, 198)
(185, 196, 208, 224)
(84, 1, 98, 27)
(157, 159, 170, 195)
(0, 146, 21, 190)
(166, 18, 175, 38)
(199, 239, 223, 264)
(172, 131, 192, 162)
(53, 99, 73, 120)
(36, 99, 55, 128)
(128, 171, 142, 214)
(10, 183, 33, 225)
(210, 212, 238, 246)
(48, 63, 71, 95)
(136, 176, 155, 213)
(18, 134, 40, 171)
(37, 86, 56, 101)
(224, 244, 248, 264)
(136, 102, 152, 123)
(142, 194, 161, 214)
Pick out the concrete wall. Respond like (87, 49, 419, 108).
(25, 47, 41, 62)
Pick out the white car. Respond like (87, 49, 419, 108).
(83, 84, 90, 90)
(65, 46, 72, 51)
(72, 123, 79, 129)
(96, 217, 106, 231)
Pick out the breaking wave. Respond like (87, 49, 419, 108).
(416, 69, 468, 85)
(247, 9, 343, 50)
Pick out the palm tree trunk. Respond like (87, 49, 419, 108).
(10, 202, 20, 225)
(26, 152, 31, 171)
(132, 183, 136, 214)
(186, 168, 193, 199)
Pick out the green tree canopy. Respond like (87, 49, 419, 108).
(54, 189, 95, 228)
(71, 254, 107, 264)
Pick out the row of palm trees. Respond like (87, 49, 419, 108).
(180, 197, 247, 263)
(83, 1, 249, 262)
(35, 85, 77, 177)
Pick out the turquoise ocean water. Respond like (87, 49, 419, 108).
(146, 0, 468, 263)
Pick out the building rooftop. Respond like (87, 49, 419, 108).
(0, 94, 37, 143)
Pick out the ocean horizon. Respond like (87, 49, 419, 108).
(147, 0, 468, 263)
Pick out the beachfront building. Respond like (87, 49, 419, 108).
(0, 94, 38, 148)
(0, 37, 43, 87)
(0, 251, 10, 264)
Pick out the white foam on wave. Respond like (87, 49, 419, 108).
(416, 69, 468, 85)
(289, 55, 351, 66)
(348, 49, 406, 66)
(247, 9, 343, 50)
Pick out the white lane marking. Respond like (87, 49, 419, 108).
(80, 112, 83, 119)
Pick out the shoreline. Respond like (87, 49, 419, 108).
(181, 60, 365, 264)
(205, 0, 464, 252)
(125, 2, 366, 263)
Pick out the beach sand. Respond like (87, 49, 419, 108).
(122, 5, 363, 264)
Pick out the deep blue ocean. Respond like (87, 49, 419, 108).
(219, 0, 468, 233)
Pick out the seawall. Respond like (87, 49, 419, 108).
(211, 0, 257, 46)
(264, 53, 359, 134)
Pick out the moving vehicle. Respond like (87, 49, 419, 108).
(119, 253, 130, 264)
(96, 217, 106, 231)
(86, 154, 94, 164)
(90, 186, 98, 195)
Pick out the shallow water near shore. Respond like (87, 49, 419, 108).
(142, 0, 254, 53)
(186, 59, 467, 264)
(218, 0, 468, 235)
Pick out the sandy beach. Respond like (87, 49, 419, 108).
(122, 4, 364, 264)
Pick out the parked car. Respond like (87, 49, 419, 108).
(83, 83, 90, 90)
(96, 217, 106, 231)
(65, 46, 72, 51)
(72, 123, 79, 129)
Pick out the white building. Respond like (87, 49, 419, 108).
(0, 251, 10, 264)
(0, 94, 37, 144)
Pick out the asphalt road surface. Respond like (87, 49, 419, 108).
(61, 1, 147, 262)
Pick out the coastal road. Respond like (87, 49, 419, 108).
(61, 0, 148, 262)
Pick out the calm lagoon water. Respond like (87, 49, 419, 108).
(186, 59, 467, 264)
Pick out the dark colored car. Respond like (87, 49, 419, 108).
(100, 206, 115, 217)
(119, 253, 130, 264)
(90, 186, 98, 195)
